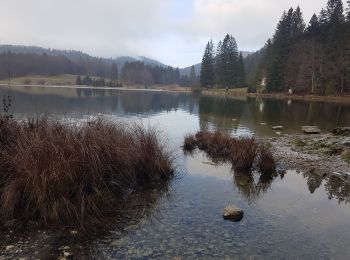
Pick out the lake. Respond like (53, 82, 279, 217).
(2, 85, 350, 259)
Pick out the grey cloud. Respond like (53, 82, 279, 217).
(0, 0, 346, 67)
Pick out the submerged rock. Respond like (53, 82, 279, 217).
(223, 205, 244, 221)
(5, 245, 15, 251)
(333, 127, 350, 136)
(302, 126, 321, 134)
(272, 126, 283, 131)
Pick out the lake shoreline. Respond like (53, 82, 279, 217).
(201, 89, 350, 103)
(3, 83, 350, 104)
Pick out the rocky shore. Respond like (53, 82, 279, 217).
(267, 133, 350, 177)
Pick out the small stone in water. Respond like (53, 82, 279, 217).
(223, 205, 244, 221)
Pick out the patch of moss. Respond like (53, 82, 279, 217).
(293, 138, 306, 148)
(341, 149, 350, 164)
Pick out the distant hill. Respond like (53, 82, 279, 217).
(0, 45, 167, 69)
(0, 44, 255, 86)
(0, 44, 186, 86)
(180, 63, 201, 77)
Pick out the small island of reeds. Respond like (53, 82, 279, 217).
(183, 131, 276, 174)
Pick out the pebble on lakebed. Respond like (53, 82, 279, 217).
(272, 126, 284, 131)
(223, 205, 244, 221)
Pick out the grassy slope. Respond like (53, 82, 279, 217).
(0, 74, 79, 86)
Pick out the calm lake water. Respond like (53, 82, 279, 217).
(2, 86, 350, 259)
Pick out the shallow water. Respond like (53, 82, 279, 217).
(1, 86, 350, 259)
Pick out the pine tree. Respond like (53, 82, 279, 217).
(291, 6, 306, 37)
(190, 65, 196, 86)
(324, 0, 345, 93)
(266, 8, 294, 92)
(215, 41, 225, 85)
(326, 0, 344, 24)
(236, 53, 247, 87)
(111, 63, 118, 82)
(76, 75, 82, 85)
(347, 1, 350, 21)
(307, 14, 320, 36)
(200, 40, 215, 87)
(225, 34, 239, 87)
(217, 34, 240, 88)
(306, 14, 322, 94)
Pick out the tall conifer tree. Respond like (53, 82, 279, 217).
(221, 34, 239, 87)
(200, 40, 215, 87)
(236, 53, 247, 87)
(215, 41, 224, 85)
(190, 65, 196, 86)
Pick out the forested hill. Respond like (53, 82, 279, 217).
(0, 45, 200, 86)
(0, 45, 169, 79)
(244, 0, 350, 94)
(0, 45, 166, 68)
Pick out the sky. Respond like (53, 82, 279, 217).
(0, 0, 347, 68)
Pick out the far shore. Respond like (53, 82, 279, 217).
(2, 81, 350, 103)
(201, 88, 350, 104)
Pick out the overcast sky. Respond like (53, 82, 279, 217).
(0, 0, 346, 67)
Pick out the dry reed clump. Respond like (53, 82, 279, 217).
(0, 117, 174, 231)
(184, 131, 276, 174)
(183, 134, 197, 152)
(257, 145, 276, 174)
(231, 137, 258, 172)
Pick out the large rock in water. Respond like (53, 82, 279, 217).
(302, 126, 321, 134)
(333, 127, 350, 136)
(223, 205, 244, 221)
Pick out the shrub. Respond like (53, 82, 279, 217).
(37, 80, 46, 85)
(23, 79, 32, 85)
(0, 117, 174, 231)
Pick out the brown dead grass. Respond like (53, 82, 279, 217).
(0, 117, 174, 231)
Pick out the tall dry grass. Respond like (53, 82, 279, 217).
(0, 117, 174, 230)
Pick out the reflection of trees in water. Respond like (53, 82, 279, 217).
(197, 95, 350, 133)
(6, 88, 195, 116)
(300, 170, 350, 204)
(233, 171, 279, 203)
(234, 168, 350, 205)
(198, 96, 246, 132)
(324, 175, 350, 204)
(301, 170, 323, 194)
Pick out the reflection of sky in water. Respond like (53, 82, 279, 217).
(3, 86, 350, 259)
